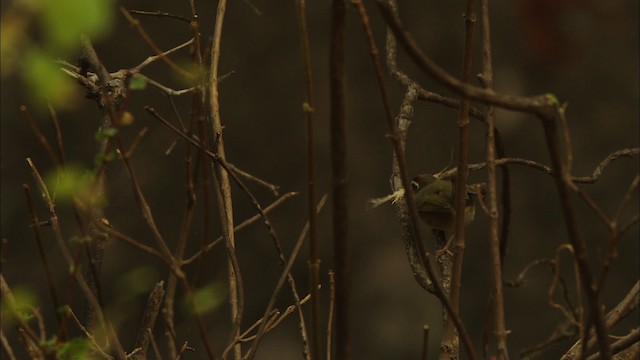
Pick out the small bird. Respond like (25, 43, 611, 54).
(411, 174, 476, 255)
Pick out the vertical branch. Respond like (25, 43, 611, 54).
(441, 0, 476, 358)
(479, 1, 509, 358)
(22, 184, 67, 340)
(380, 2, 478, 359)
(295, 1, 320, 359)
(540, 116, 612, 359)
(330, 0, 349, 358)
(210, 1, 243, 359)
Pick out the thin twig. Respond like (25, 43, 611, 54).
(65, 306, 114, 360)
(327, 270, 336, 360)
(209, 2, 241, 359)
(540, 110, 611, 358)
(120, 8, 194, 79)
(440, 148, 640, 184)
(295, 0, 319, 358)
(182, 192, 299, 265)
(25, 158, 125, 358)
(127, 9, 191, 23)
(22, 184, 67, 340)
(242, 195, 328, 360)
(20, 106, 60, 167)
(421, 325, 430, 360)
(0, 330, 17, 360)
(130, 281, 165, 360)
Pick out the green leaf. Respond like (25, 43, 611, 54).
(41, 0, 114, 53)
(129, 74, 147, 90)
(545, 93, 560, 106)
(188, 282, 226, 315)
(45, 164, 104, 208)
(114, 267, 158, 298)
(95, 127, 118, 141)
(22, 48, 76, 107)
(1, 286, 37, 323)
(57, 337, 91, 359)
(302, 102, 314, 112)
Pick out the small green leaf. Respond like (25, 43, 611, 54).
(302, 102, 314, 113)
(45, 164, 104, 208)
(188, 282, 226, 315)
(129, 74, 147, 90)
(1, 286, 37, 323)
(545, 93, 560, 106)
(95, 127, 118, 141)
(41, 0, 114, 52)
(57, 337, 91, 359)
(114, 267, 158, 298)
(22, 48, 76, 107)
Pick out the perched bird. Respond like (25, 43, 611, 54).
(411, 174, 476, 255)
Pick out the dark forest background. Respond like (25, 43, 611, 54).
(1, 0, 638, 359)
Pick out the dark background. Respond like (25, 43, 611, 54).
(2, 0, 638, 359)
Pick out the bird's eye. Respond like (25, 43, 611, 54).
(411, 180, 419, 191)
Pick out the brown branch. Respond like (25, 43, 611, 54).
(541, 113, 611, 358)
(440, 0, 476, 357)
(330, 1, 350, 358)
(375, 0, 557, 117)
(65, 306, 113, 359)
(20, 106, 60, 167)
(561, 281, 640, 360)
(438, 148, 640, 184)
(25, 158, 125, 359)
(586, 328, 639, 360)
(0, 330, 17, 360)
(242, 195, 328, 360)
(295, 0, 319, 357)
(22, 184, 67, 340)
(182, 192, 298, 266)
(326, 270, 336, 360)
(120, 8, 194, 79)
(381, 2, 478, 358)
(126, 9, 191, 23)
(209, 1, 239, 359)
(479, 0, 509, 358)
(0, 275, 42, 357)
(130, 281, 165, 360)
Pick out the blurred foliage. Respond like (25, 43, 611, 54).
(45, 164, 105, 208)
(188, 282, 227, 316)
(113, 266, 158, 299)
(1, 285, 37, 325)
(55, 337, 92, 359)
(1, 0, 115, 108)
